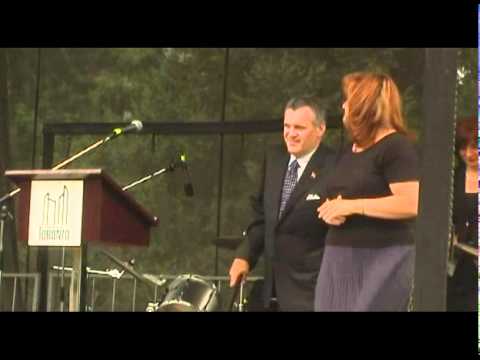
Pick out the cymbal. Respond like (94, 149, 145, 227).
(212, 236, 244, 250)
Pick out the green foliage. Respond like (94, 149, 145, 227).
(456, 48, 477, 119)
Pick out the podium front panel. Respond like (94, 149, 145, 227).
(28, 180, 84, 246)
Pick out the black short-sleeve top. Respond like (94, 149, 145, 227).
(324, 132, 419, 248)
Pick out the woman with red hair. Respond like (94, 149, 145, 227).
(315, 72, 419, 311)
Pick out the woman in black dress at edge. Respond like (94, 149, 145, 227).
(447, 117, 478, 311)
(315, 72, 419, 311)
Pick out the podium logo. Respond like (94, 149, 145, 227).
(39, 185, 70, 242)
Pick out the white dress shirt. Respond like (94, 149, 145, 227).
(287, 145, 319, 182)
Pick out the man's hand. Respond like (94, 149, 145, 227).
(229, 258, 250, 287)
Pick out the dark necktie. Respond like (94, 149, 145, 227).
(278, 160, 299, 218)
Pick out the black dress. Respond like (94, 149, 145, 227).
(447, 166, 478, 312)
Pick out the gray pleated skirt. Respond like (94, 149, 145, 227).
(314, 244, 414, 311)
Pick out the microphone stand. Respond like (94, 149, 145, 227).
(122, 161, 178, 191)
(51, 132, 120, 171)
(100, 249, 166, 301)
(52, 265, 125, 279)
(0, 188, 20, 206)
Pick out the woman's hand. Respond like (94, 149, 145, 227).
(317, 195, 357, 226)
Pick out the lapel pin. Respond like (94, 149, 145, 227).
(310, 171, 316, 179)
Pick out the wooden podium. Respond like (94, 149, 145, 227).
(5, 169, 158, 311)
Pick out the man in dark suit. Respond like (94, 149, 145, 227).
(229, 96, 336, 311)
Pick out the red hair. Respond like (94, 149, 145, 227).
(342, 72, 407, 147)
(455, 117, 478, 156)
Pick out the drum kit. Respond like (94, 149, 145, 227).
(145, 274, 221, 312)
(101, 249, 248, 312)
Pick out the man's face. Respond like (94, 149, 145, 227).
(283, 106, 325, 157)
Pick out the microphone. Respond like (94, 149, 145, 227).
(179, 153, 194, 197)
(112, 120, 143, 137)
(2, 119, 145, 201)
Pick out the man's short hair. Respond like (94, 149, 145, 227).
(285, 95, 327, 127)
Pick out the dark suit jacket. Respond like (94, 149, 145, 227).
(236, 143, 336, 311)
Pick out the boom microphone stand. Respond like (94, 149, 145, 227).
(122, 160, 177, 191)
